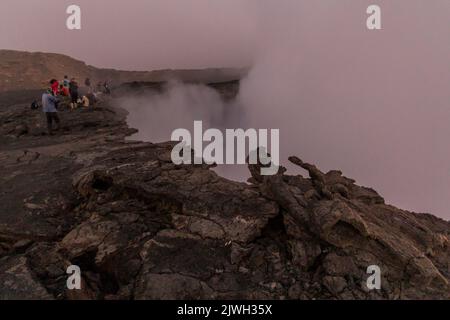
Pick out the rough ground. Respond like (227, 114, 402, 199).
(0, 88, 448, 300)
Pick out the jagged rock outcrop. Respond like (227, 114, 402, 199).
(0, 89, 448, 300)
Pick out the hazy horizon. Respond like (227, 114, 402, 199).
(1, 0, 449, 220)
(0, 0, 258, 70)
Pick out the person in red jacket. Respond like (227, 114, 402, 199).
(59, 84, 69, 97)
(50, 79, 59, 96)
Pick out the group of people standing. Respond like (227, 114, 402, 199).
(41, 75, 111, 135)
(49, 76, 86, 109)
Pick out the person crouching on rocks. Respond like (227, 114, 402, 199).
(42, 88, 60, 135)
(81, 95, 90, 108)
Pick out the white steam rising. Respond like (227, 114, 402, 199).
(116, 1, 450, 219)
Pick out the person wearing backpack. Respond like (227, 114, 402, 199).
(31, 100, 40, 110)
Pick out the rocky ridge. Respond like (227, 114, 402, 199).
(0, 50, 246, 92)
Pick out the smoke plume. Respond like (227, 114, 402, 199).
(108, 1, 450, 218)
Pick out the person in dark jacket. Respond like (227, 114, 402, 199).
(69, 78, 79, 110)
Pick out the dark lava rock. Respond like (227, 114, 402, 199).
(0, 89, 448, 300)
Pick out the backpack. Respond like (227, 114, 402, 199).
(31, 101, 40, 110)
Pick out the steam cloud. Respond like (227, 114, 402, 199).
(118, 82, 232, 143)
(108, 1, 450, 219)
(236, 1, 450, 219)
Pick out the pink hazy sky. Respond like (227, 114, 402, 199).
(0, 1, 449, 220)
(0, 0, 258, 70)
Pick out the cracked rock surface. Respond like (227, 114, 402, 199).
(0, 89, 448, 300)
